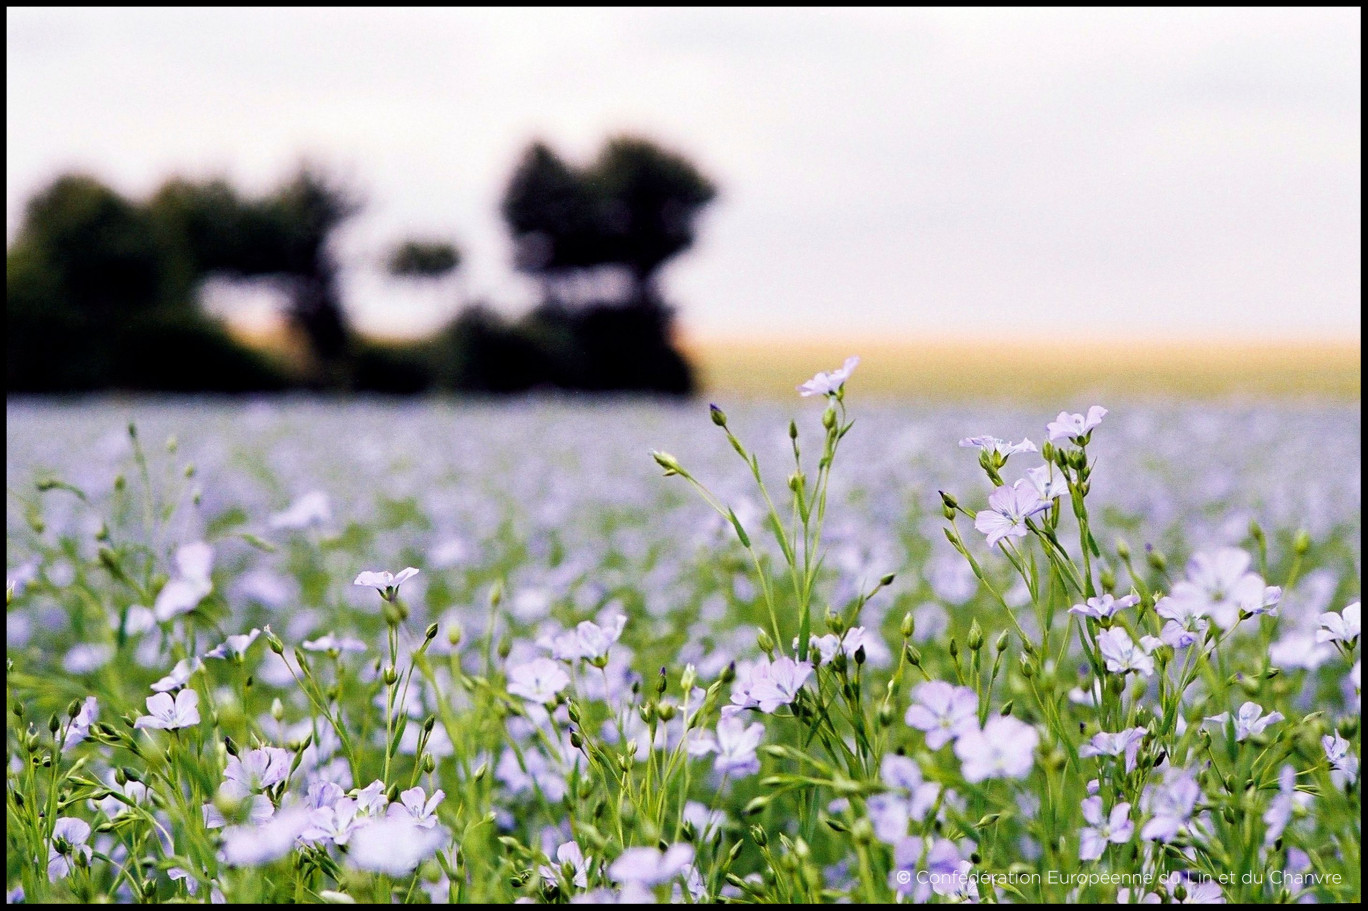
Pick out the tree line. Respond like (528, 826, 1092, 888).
(6, 136, 716, 395)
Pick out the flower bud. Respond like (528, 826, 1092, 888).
(788, 420, 798, 441)
(967, 621, 984, 652)
(822, 407, 837, 430)
(424, 622, 439, 643)
(651, 450, 683, 476)
(709, 404, 728, 427)
(756, 628, 775, 654)
(994, 631, 1010, 654)
(900, 612, 915, 639)
(1115, 539, 1130, 561)
(1293, 530, 1311, 555)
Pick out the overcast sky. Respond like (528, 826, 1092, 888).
(6, 8, 1361, 342)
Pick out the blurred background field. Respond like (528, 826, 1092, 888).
(685, 337, 1361, 401)
(7, 9, 1359, 401)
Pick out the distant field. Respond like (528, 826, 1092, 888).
(684, 337, 1362, 402)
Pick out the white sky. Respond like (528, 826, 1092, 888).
(6, 7, 1361, 342)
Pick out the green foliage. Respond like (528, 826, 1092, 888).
(386, 240, 461, 279)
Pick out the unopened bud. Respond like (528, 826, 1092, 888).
(756, 628, 775, 654)
(967, 621, 984, 652)
(709, 404, 728, 427)
(901, 612, 915, 639)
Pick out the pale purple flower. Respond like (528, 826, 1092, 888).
(958, 436, 1037, 458)
(1026, 462, 1069, 501)
(507, 657, 571, 703)
(1158, 871, 1225, 904)
(387, 786, 444, 828)
(954, 716, 1038, 782)
(682, 802, 727, 842)
(134, 689, 200, 731)
(804, 626, 875, 664)
(221, 806, 310, 866)
(1098, 627, 1160, 677)
(1156, 595, 1209, 649)
(905, 681, 978, 749)
(974, 480, 1047, 547)
(747, 656, 813, 713)
(1204, 701, 1283, 741)
(1323, 732, 1358, 789)
(62, 643, 113, 674)
(546, 615, 627, 662)
(353, 567, 420, 601)
(204, 794, 274, 829)
(1046, 405, 1107, 442)
(1316, 601, 1360, 644)
(1166, 548, 1267, 630)
(206, 627, 261, 660)
(1140, 770, 1200, 842)
(47, 817, 92, 882)
(268, 491, 331, 531)
(797, 356, 859, 397)
(221, 746, 292, 800)
(348, 817, 449, 874)
(1262, 765, 1310, 847)
(302, 798, 362, 846)
(151, 657, 203, 692)
(688, 715, 764, 777)
(302, 633, 367, 653)
(1079, 727, 1147, 771)
(153, 541, 214, 621)
(352, 779, 391, 816)
(540, 841, 590, 890)
(867, 754, 941, 843)
(1079, 797, 1133, 860)
(889, 836, 964, 900)
(496, 743, 573, 803)
(608, 844, 694, 886)
(61, 696, 99, 751)
(1069, 593, 1140, 621)
(930, 859, 981, 901)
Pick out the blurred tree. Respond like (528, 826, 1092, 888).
(493, 135, 714, 395)
(259, 166, 361, 373)
(501, 142, 608, 300)
(6, 173, 286, 392)
(588, 136, 717, 306)
(386, 239, 461, 278)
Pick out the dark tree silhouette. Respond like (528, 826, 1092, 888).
(588, 136, 717, 305)
(501, 142, 606, 301)
(6, 174, 284, 392)
(261, 167, 361, 370)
